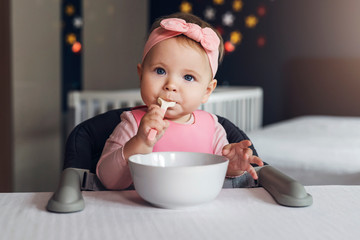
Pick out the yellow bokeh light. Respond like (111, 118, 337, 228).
(230, 31, 242, 45)
(180, 1, 192, 13)
(65, 4, 75, 16)
(66, 33, 77, 45)
(233, 0, 243, 12)
(213, 0, 224, 5)
(245, 15, 258, 28)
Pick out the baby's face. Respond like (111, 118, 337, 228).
(138, 37, 216, 123)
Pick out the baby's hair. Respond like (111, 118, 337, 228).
(148, 12, 224, 64)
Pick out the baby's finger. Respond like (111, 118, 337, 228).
(222, 143, 232, 152)
(237, 140, 252, 149)
(246, 165, 259, 180)
(148, 104, 160, 111)
(222, 144, 235, 157)
(244, 148, 253, 156)
(249, 155, 264, 167)
(148, 108, 164, 119)
(242, 148, 253, 161)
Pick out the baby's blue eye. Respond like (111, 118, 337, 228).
(156, 68, 166, 75)
(184, 75, 194, 82)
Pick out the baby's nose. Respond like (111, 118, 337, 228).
(165, 85, 177, 92)
(164, 80, 177, 92)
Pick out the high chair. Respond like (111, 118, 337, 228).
(47, 108, 312, 213)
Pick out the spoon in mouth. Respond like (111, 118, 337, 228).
(147, 97, 176, 140)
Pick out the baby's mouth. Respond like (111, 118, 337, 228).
(160, 98, 176, 105)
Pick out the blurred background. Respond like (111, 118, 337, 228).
(1, 0, 360, 192)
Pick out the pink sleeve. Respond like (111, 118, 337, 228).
(211, 114, 229, 156)
(96, 111, 138, 190)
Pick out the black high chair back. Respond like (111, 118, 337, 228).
(47, 108, 312, 213)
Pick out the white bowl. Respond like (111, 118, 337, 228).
(128, 152, 229, 209)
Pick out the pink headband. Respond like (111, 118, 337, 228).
(142, 18, 220, 78)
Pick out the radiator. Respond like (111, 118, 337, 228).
(67, 86, 263, 132)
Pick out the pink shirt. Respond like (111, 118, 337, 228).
(96, 110, 229, 190)
(132, 107, 216, 153)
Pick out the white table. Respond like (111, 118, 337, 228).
(1, 186, 359, 240)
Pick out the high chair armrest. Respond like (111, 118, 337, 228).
(47, 168, 88, 213)
(256, 165, 313, 207)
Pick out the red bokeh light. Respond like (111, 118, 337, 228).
(257, 5, 267, 17)
(257, 36, 266, 48)
(72, 41, 82, 53)
(224, 41, 235, 53)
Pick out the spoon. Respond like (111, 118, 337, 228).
(147, 97, 176, 140)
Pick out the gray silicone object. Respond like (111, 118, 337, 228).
(47, 165, 312, 213)
(256, 165, 313, 207)
(46, 168, 87, 213)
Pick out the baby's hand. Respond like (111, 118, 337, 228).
(137, 104, 169, 146)
(222, 140, 264, 179)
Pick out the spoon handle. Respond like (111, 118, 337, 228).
(148, 129, 158, 140)
(147, 97, 175, 141)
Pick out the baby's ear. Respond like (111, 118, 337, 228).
(201, 79, 217, 104)
(137, 63, 142, 80)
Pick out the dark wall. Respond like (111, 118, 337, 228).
(271, 0, 360, 120)
(0, 0, 13, 192)
(284, 58, 360, 118)
(149, 0, 360, 125)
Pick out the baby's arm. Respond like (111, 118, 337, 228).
(96, 112, 137, 190)
(97, 106, 169, 190)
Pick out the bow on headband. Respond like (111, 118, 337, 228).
(160, 18, 220, 52)
(142, 18, 220, 78)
